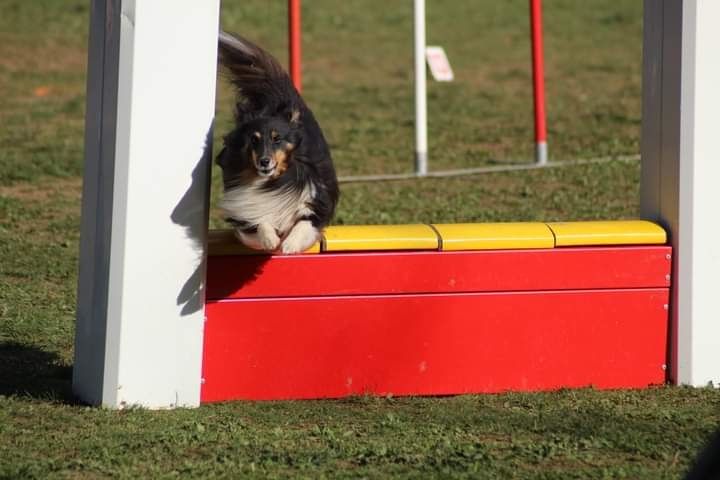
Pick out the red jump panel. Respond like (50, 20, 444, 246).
(201, 289, 669, 402)
(202, 246, 671, 402)
(206, 246, 671, 300)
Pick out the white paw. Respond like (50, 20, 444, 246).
(257, 223, 281, 251)
(234, 223, 280, 252)
(281, 220, 320, 254)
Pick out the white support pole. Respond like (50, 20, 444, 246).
(413, 0, 428, 176)
(641, 0, 720, 387)
(73, 0, 220, 408)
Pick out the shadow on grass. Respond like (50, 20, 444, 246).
(0, 342, 75, 403)
(685, 428, 720, 480)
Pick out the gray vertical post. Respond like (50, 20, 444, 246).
(73, 0, 121, 408)
(641, 0, 720, 387)
(414, 0, 428, 176)
(73, 0, 220, 408)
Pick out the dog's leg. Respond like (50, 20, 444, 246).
(234, 222, 281, 251)
(281, 220, 320, 254)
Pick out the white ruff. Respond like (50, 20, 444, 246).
(219, 178, 315, 235)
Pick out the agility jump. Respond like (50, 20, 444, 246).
(73, 1, 720, 408)
(202, 220, 669, 402)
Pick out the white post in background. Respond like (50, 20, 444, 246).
(414, 0, 428, 176)
(641, 0, 720, 387)
(73, 0, 220, 408)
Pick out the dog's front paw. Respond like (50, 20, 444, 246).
(257, 223, 281, 251)
(281, 220, 319, 254)
(234, 223, 280, 251)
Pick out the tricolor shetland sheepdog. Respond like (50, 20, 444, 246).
(216, 32, 339, 254)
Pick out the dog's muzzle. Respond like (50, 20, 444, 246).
(257, 157, 276, 177)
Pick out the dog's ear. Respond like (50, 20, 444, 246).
(287, 126, 302, 148)
(284, 109, 302, 147)
(288, 108, 301, 126)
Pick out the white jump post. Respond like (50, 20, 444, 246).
(641, 0, 720, 387)
(73, 0, 220, 408)
(413, 0, 428, 176)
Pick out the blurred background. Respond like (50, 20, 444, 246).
(1, 0, 643, 227)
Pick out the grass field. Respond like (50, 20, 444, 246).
(1, 0, 719, 478)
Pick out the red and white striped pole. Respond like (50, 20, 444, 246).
(530, 0, 548, 165)
(288, 0, 302, 92)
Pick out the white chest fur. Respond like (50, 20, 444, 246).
(219, 179, 315, 235)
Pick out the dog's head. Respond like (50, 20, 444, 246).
(219, 111, 302, 181)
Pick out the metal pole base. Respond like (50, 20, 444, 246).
(535, 141, 548, 165)
(415, 151, 428, 176)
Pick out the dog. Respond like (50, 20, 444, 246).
(216, 32, 339, 254)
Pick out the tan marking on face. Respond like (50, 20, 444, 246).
(271, 130, 279, 141)
(271, 149, 288, 178)
(270, 143, 297, 178)
(253, 131, 262, 139)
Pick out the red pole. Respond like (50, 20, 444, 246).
(529, 0, 548, 164)
(289, 0, 302, 92)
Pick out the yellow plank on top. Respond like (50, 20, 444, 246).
(322, 224, 439, 252)
(547, 220, 667, 246)
(432, 223, 555, 250)
(207, 229, 320, 256)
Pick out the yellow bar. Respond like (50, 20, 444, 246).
(322, 224, 439, 252)
(547, 220, 667, 246)
(207, 229, 320, 256)
(208, 221, 667, 255)
(432, 223, 555, 250)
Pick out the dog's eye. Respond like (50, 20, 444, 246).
(250, 136, 260, 145)
(273, 137, 282, 145)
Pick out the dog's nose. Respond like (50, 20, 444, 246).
(259, 158, 271, 168)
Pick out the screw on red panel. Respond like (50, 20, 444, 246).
(663, 304, 669, 310)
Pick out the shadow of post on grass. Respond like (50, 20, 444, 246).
(0, 342, 75, 402)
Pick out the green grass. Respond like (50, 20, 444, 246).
(1, 389, 718, 479)
(1, 0, 718, 478)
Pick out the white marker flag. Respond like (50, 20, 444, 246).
(425, 46, 454, 82)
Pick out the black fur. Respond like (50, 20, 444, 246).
(216, 32, 339, 231)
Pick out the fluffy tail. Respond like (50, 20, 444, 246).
(218, 31, 301, 119)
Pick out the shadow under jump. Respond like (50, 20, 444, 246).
(172, 125, 272, 311)
(0, 342, 75, 403)
(204, 253, 271, 302)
